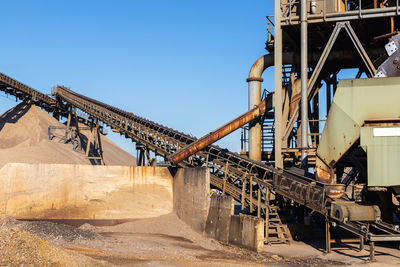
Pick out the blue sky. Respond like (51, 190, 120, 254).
(0, 0, 275, 155)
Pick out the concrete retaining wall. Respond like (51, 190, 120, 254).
(0, 163, 173, 219)
(228, 214, 265, 251)
(173, 167, 210, 233)
(205, 194, 234, 243)
(172, 167, 264, 251)
(229, 214, 243, 247)
(242, 214, 265, 251)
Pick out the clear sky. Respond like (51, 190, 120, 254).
(0, 0, 275, 156)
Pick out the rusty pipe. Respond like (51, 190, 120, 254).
(248, 80, 262, 161)
(170, 94, 273, 165)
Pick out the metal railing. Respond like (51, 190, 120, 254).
(280, 0, 400, 25)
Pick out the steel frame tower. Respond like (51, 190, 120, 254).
(245, 0, 400, 169)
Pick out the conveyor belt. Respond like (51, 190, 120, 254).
(53, 85, 328, 214)
(0, 72, 58, 113)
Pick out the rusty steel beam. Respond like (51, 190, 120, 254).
(170, 93, 273, 165)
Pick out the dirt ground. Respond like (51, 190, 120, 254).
(4, 214, 398, 266)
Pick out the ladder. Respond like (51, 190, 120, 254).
(262, 118, 275, 153)
(266, 205, 292, 244)
(282, 65, 293, 88)
(261, 90, 275, 160)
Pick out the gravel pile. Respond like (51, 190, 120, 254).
(0, 227, 101, 266)
(0, 216, 97, 242)
(22, 221, 97, 242)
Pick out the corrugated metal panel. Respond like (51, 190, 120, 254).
(361, 127, 400, 187)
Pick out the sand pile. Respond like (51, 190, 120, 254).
(0, 102, 136, 167)
(0, 217, 104, 266)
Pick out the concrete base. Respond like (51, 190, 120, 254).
(242, 214, 264, 251)
(0, 163, 173, 220)
(173, 167, 210, 233)
(205, 194, 234, 243)
(229, 215, 242, 247)
(228, 214, 265, 251)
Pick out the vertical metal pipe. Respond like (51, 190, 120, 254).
(274, 0, 283, 168)
(248, 81, 262, 161)
(300, 0, 308, 162)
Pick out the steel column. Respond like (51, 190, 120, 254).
(274, 0, 283, 168)
(300, 0, 309, 162)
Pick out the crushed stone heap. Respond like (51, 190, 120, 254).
(0, 102, 137, 168)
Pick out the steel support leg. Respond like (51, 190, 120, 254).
(325, 219, 331, 254)
(145, 149, 151, 166)
(96, 126, 105, 165)
(257, 189, 261, 217)
(72, 107, 82, 151)
(370, 241, 376, 262)
(265, 188, 270, 244)
(241, 178, 247, 210)
(359, 236, 364, 251)
(222, 161, 228, 195)
(250, 176, 254, 213)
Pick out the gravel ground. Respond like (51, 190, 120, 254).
(22, 220, 97, 242)
(0, 215, 351, 266)
(0, 227, 102, 266)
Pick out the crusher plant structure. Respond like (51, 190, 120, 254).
(2, 0, 400, 261)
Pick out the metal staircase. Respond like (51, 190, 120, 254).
(262, 119, 275, 153)
(266, 205, 292, 244)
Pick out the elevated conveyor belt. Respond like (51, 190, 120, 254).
(53, 85, 328, 214)
(0, 72, 58, 113)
